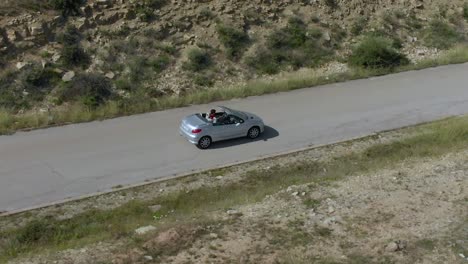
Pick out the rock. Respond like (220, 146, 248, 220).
(292, 191, 299, 196)
(29, 22, 44, 36)
(323, 217, 337, 225)
(226, 209, 242, 216)
(385, 240, 407, 252)
(386, 242, 399, 252)
(328, 206, 335, 214)
(105, 71, 115, 79)
(143, 255, 153, 260)
(135, 225, 156, 235)
(148, 204, 162, 213)
(6, 29, 21, 42)
(209, 233, 218, 239)
(76, 18, 90, 30)
(215, 176, 223, 180)
(62, 71, 75, 82)
(143, 228, 181, 249)
(323, 31, 331, 41)
(52, 53, 61, 63)
(16, 61, 30, 70)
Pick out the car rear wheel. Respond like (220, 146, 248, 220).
(247, 127, 260, 139)
(197, 136, 212, 149)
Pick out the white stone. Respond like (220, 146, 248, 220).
(135, 225, 156, 235)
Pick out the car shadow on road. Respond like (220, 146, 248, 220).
(207, 126, 279, 149)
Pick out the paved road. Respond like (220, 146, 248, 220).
(1, 64, 468, 213)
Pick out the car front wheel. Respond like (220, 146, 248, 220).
(197, 136, 212, 149)
(247, 127, 261, 139)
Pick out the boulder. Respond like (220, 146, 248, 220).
(16, 61, 30, 70)
(135, 225, 156, 235)
(62, 71, 75, 82)
(29, 22, 44, 36)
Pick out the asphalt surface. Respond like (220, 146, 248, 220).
(1, 64, 468, 213)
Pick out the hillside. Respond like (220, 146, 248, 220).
(0, 0, 468, 115)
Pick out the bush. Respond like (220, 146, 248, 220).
(324, 0, 337, 9)
(247, 17, 331, 74)
(127, 55, 170, 83)
(194, 73, 214, 87)
(351, 17, 368, 36)
(423, 19, 462, 49)
(348, 36, 409, 68)
(134, 0, 167, 21)
(464, 3, 468, 21)
(61, 73, 112, 107)
(216, 24, 250, 60)
(62, 45, 90, 67)
(184, 49, 212, 72)
(148, 55, 171, 73)
(59, 25, 90, 67)
(49, 0, 85, 17)
(199, 8, 215, 20)
(245, 49, 281, 74)
(144, 0, 166, 9)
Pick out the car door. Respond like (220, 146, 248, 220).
(221, 115, 246, 139)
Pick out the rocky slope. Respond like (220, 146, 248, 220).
(0, 0, 467, 111)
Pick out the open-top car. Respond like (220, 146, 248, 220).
(179, 106, 265, 149)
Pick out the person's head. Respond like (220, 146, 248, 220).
(210, 109, 216, 114)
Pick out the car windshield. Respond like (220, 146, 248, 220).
(220, 106, 247, 119)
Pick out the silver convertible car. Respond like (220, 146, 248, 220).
(179, 106, 265, 149)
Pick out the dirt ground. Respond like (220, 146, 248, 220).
(3, 123, 467, 264)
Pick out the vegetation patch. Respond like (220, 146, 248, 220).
(60, 73, 113, 108)
(183, 48, 212, 72)
(423, 19, 463, 49)
(216, 24, 250, 60)
(348, 36, 409, 68)
(246, 17, 331, 74)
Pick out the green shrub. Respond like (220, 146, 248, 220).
(61, 73, 112, 107)
(464, 3, 468, 21)
(404, 13, 423, 30)
(115, 78, 133, 91)
(61, 45, 89, 67)
(49, 0, 85, 17)
(194, 73, 214, 87)
(59, 24, 81, 45)
(348, 36, 409, 68)
(423, 19, 461, 49)
(199, 8, 215, 20)
(324, 0, 337, 9)
(127, 55, 170, 82)
(351, 17, 368, 36)
(216, 24, 250, 60)
(184, 49, 212, 72)
(244, 8, 264, 25)
(148, 55, 171, 73)
(134, 0, 167, 21)
(59, 25, 90, 67)
(144, 0, 166, 9)
(247, 17, 331, 74)
(155, 43, 177, 55)
(366, 30, 403, 50)
(16, 220, 56, 244)
(245, 49, 281, 74)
